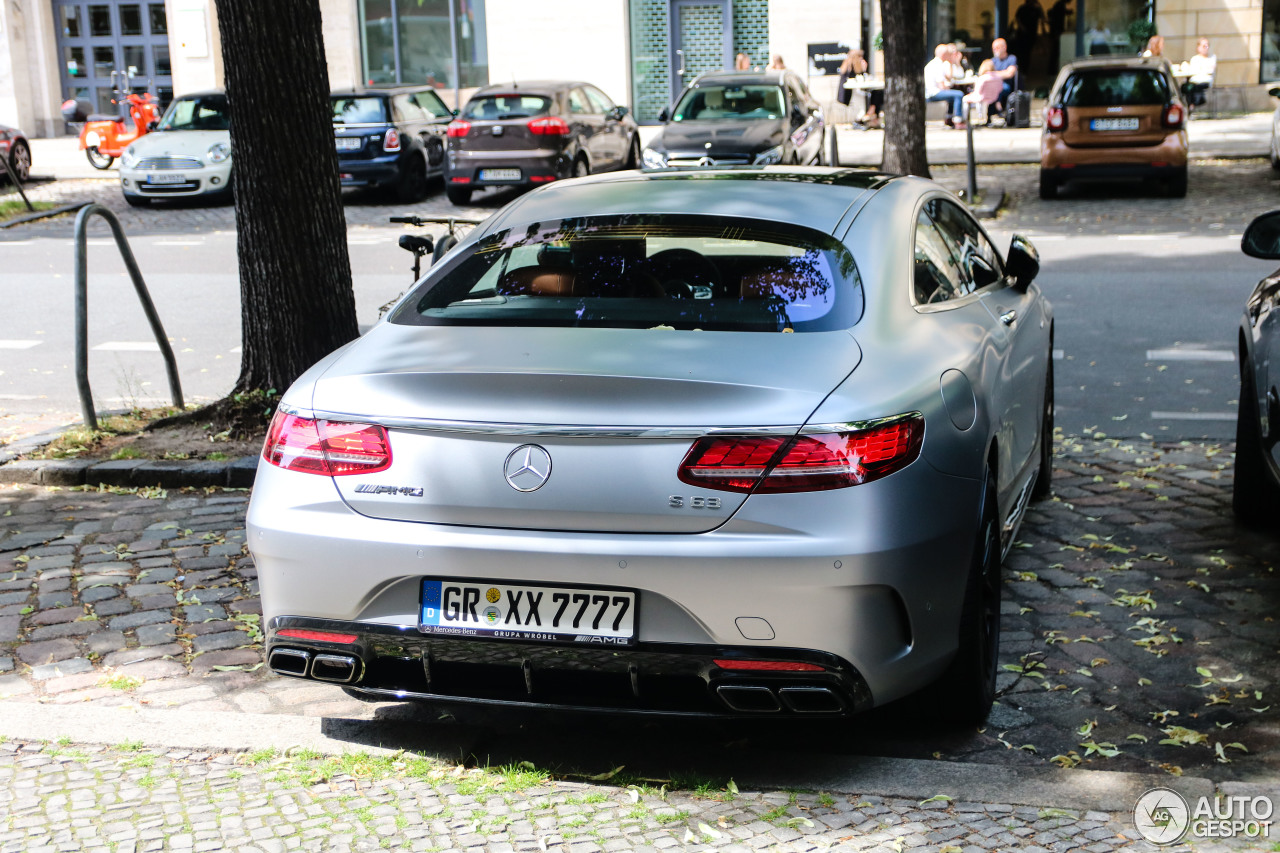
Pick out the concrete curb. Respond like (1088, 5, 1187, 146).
(0, 453, 258, 488)
(0, 700, 1218, 811)
(0, 201, 90, 229)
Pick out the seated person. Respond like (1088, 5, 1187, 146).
(963, 60, 1006, 125)
(925, 43, 966, 128)
(989, 38, 1018, 121)
(837, 49, 882, 128)
(1182, 37, 1217, 109)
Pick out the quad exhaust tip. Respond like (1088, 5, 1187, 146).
(311, 654, 359, 683)
(268, 648, 361, 684)
(268, 647, 310, 678)
(717, 684, 844, 714)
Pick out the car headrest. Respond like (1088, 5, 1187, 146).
(497, 266, 575, 297)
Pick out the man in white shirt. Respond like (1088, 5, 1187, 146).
(1183, 37, 1217, 110)
(925, 43, 965, 127)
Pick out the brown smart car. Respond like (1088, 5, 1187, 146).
(1040, 56, 1188, 199)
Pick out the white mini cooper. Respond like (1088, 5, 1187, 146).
(119, 90, 231, 207)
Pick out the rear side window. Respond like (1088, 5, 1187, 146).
(157, 95, 229, 131)
(463, 95, 551, 120)
(332, 97, 387, 124)
(412, 90, 451, 118)
(1060, 70, 1170, 106)
(391, 214, 863, 333)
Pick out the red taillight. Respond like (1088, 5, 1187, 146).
(529, 174, 558, 183)
(527, 116, 571, 136)
(277, 629, 358, 644)
(446, 120, 471, 138)
(263, 411, 392, 476)
(1162, 103, 1184, 129)
(678, 416, 924, 494)
(713, 659, 824, 672)
(383, 128, 401, 152)
(450, 176, 471, 183)
(1045, 106, 1066, 132)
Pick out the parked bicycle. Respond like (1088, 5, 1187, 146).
(389, 214, 483, 282)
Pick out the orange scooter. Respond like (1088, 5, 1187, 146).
(61, 72, 161, 170)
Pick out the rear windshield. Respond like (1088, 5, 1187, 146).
(157, 94, 229, 131)
(331, 96, 388, 124)
(674, 85, 785, 121)
(390, 215, 862, 333)
(1060, 70, 1171, 106)
(462, 95, 552, 120)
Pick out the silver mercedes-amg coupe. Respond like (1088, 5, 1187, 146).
(247, 166, 1053, 725)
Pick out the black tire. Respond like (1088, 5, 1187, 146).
(7, 140, 31, 183)
(1032, 354, 1054, 500)
(445, 185, 472, 205)
(1271, 130, 1280, 171)
(573, 157, 590, 178)
(123, 193, 150, 208)
(826, 126, 839, 167)
(432, 233, 458, 264)
(1167, 167, 1188, 198)
(624, 137, 640, 170)
(395, 155, 429, 203)
(86, 147, 114, 170)
(1232, 362, 1280, 526)
(931, 472, 1001, 726)
(1038, 170, 1058, 199)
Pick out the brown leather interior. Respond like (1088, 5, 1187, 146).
(497, 266, 576, 296)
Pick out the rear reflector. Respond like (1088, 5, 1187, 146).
(528, 116, 571, 135)
(263, 411, 392, 476)
(714, 659, 824, 672)
(678, 415, 924, 493)
(277, 628, 358, 644)
(450, 176, 471, 183)
(529, 175, 557, 183)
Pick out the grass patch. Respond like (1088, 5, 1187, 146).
(109, 446, 144, 460)
(26, 408, 177, 460)
(0, 199, 56, 221)
(99, 673, 143, 691)
(654, 810, 690, 825)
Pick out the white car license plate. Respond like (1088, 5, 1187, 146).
(480, 168, 521, 181)
(146, 173, 187, 184)
(335, 137, 363, 150)
(420, 578, 636, 645)
(1090, 118, 1139, 131)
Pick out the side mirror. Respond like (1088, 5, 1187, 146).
(610, 105, 630, 121)
(1005, 234, 1040, 289)
(451, 109, 459, 116)
(146, 120, 158, 131)
(1269, 86, 1280, 99)
(658, 107, 670, 123)
(1242, 210, 1280, 259)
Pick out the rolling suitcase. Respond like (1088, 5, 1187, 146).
(1005, 90, 1032, 128)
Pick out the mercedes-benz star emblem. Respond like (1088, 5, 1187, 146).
(504, 445, 552, 492)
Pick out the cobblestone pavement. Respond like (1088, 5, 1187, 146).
(2, 436, 1280, 789)
(7, 157, 1280, 243)
(0, 738, 1212, 853)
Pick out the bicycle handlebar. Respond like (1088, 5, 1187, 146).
(389, 215, 484, 228)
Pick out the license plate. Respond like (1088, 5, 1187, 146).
(335, 137, 363, 150)
(146, 173, 187, 184)
(1090, 118, 1139, 131)
(420, 578, 636, 645)
(480, 168, 521, 181)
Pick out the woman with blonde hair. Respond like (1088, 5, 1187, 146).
(836, 48, 882, 128)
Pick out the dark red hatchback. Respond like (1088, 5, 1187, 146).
(444, 80, 640, 205)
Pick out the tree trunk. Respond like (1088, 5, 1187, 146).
(213, 0, 358, 396)
(881, 0, 931, 178)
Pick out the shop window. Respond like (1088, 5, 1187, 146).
(359, 0, 487, 89)
(62, 6, 82, 38)
(124, 45, 146, 77)
(361, 0, 397, 86)
(154, 45, 171, 77)
(398, 0, 454, 89)
(1265, 0, 1280, 82)
(149, 3, 168, 35)
(120, 5, 143, 36)
(90, 5, 113, 37)
(94, 45, 116, 78)
(66, 46, 87, 78)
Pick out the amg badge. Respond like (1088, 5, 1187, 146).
(354, 484, 424, 497)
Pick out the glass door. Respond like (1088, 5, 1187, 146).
(670, 0, 733, 100)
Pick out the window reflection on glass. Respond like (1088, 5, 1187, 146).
(123, 45, 146, 77)
(62, 6, 82, 38)
(94, 46, 116, 78)
(456, 0, 488, 88)
(1264, 0, 1280, 82)
(120, 4, 143, 35)
(96, 87, 116, 114)
(1081, 0, 1146, 57)
(149, 3, 168, 34)
(154, 46, 171, 76)
(89, 5, 113, 37)
(361, 0, 396, 86)
(66, 46, 86, 78)
(66, 85, 91, 104)
(398, 0, 453, 89)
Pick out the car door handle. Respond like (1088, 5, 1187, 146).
(1000, 310, 1017, 326)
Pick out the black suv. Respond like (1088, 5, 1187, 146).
(444, 80, 640, 205)
(331, 86, 454, 202)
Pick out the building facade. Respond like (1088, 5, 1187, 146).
(0, 0, 1272, 137)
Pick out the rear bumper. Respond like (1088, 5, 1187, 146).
(338, 154, 402, 188)
(446, 148, 568, 187)
(1040, 131, 1188, 171)
(266, 617, 872, 717)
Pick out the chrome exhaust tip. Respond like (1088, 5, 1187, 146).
(310, 654, 360, 684)
(269, 647, 311, 678)
(716, 684, 782, 713)
(778, 686, 845, 713)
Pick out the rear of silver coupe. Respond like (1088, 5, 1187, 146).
(247, 168, 1052, 725)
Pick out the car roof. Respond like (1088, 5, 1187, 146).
(1058, 56, 1172, 73)
(690, 70, 790, 87)
(470, 81, 592, 97)
(172, 89, 225, 99)
(477, 167, 898, 238)
(330, 85, 445, 98)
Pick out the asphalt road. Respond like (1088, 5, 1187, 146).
(1, 164, 1276, 445)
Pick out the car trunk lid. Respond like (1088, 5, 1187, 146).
(315, 324, 861, 533)
(1060, 103, 1169, 147)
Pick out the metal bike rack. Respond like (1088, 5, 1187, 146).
(73, 203, 184, 430)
